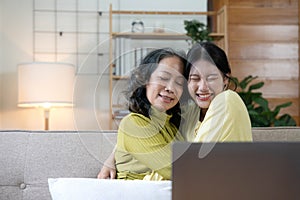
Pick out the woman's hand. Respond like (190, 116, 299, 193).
(97, 164, 116, 179)
(97, 146, 117, 179)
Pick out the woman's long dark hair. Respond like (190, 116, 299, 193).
(124, 48, 188, 128)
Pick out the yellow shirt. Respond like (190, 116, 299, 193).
(115, 107, 184, 180)
(182, 90, 253, 142)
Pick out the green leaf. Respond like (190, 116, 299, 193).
(248, 109, 259, 116)
(273, 102, 292, 115)
(248, 82, 264, 92)
(239, 75, 257, 90)
(274, 114, 297, 126)
(251, 115, 270, 127)
(253, 97, 269, 111)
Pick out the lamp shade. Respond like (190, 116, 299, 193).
(18, 62, 75, 108)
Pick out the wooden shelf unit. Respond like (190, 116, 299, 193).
(108, 4, 228, 129)
(111, 32, 191, 40)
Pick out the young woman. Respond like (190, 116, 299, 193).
(111, 48, 188, 180)
(182, 42, 253, 142)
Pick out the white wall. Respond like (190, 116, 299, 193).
(0, 0, 113, 131)
(0, 0, 207, 131)
(0, 0, 78, 130)
(117, 0, 207, 33)
(1, 0, 37, 129)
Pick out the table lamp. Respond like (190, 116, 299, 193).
(18, 62, 75, 130)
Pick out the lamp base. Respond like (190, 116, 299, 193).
(44, 109, 50, 130)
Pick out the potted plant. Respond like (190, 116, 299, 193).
(232, 75, 296, 127)
(184, 19, 212, 46)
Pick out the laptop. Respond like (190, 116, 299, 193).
(172, 142, 300, 200)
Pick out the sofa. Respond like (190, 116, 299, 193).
(1, 127, 300, 200)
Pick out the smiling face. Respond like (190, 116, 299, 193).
(146, 56, 184, 112)
(188, 60, 228, 110)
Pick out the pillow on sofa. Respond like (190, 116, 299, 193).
(48, 178, 171, 200)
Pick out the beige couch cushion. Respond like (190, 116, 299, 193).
(252, 127, 300, 141)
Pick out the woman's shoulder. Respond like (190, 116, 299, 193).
(208, 90, 247, 115)
(226, 90, 245, 104)
(217, 90, 249, 116)
(218, 89, 239, 98)
(215, 90, 243, 104)
(120, 112, 150, 125)
(118, 112, 152, 137)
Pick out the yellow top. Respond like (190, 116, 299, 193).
(115, 107, 184, 180)
(182, 90, 253, 142)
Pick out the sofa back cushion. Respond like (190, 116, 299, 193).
(0, 130, 117, 200)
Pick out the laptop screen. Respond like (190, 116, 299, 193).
(172, 142, 300, 200)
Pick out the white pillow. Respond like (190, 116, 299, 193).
(48, 178, 172, 200)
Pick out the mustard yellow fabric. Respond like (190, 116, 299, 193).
(183, 90, 253, 142)
(115, 107, 184, 180)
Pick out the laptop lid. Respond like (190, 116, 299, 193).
(172, 142, 300, 200)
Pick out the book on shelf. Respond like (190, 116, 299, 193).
(114, 38, 154, 77)
(123, 38, 132, 76)
(113, 109, 130, 119)
(134, 47, 141, 67)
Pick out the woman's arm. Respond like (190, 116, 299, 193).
(97, 146, 116, 179)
